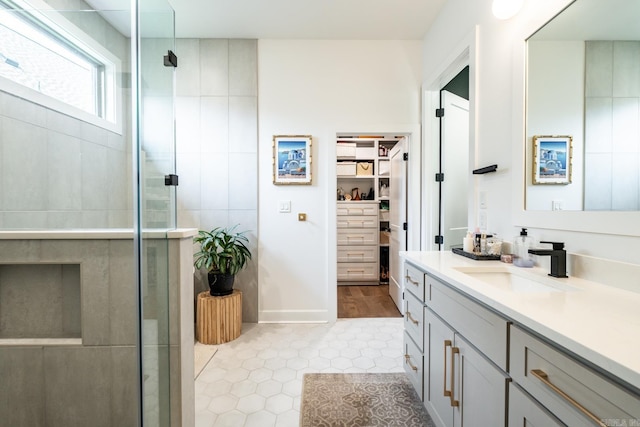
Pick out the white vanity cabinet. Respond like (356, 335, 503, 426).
(403, 261, 510, 427)
(508, 382, 564, 426)
(423, 276, 509, 427)
(510, 325, 640, 427)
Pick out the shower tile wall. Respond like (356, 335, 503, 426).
(175, 39, 259, 322)
(0, 6, 132, 230)
(585, 41, 640, 211)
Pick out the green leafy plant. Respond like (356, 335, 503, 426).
(194, 225, 252, 275)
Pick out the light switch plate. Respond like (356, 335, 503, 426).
(279, 200, 291, 213)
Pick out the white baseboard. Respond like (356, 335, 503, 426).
(258, 309, 329, 323)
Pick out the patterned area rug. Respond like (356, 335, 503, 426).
(300, 373, 435, 427)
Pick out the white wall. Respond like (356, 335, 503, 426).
(422, 0, 640, 266)
(258, 40, 422, 322)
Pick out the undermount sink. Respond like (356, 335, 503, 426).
(452, 267, 578, 294)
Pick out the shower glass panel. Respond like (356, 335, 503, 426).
(135, 0, 176, 426)
(0, 0, 178, 425)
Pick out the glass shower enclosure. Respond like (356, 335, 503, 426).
(0, 0, 180, 425)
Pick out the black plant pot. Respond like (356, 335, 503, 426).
(207, 272, 235, 296)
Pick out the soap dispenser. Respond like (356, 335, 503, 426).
(513, 228, 534, 267)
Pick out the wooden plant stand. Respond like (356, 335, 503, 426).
(196, 290, 242, 344)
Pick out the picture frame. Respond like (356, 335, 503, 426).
(273, 135, 312, 185)
(532, 135, 572, 185)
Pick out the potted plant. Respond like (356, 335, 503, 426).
(194, 225, 252, 296)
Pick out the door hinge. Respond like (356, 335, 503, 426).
(435, 108, 444, 117)
(403, 223, 408, 231)
(435, 235, 444, 245)
(164, 174, 179, 186)
(435, 173, 444, 182)
(403, 152, 408, 161)
(164, 50, 178, 67)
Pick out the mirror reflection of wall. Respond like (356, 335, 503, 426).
(525, 0, 640, 212)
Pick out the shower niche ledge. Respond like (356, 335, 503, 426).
(0, 263, 82, 343)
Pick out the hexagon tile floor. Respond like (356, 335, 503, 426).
(195, 317, 405, 427)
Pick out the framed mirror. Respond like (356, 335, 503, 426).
(525, 0, 640, 212)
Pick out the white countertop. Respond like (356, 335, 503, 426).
(401, 251, 640, 392)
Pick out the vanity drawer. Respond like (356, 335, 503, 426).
(403, 331, 424, 400)
(337, 246, 377, 263)
(337, 229, 378, 246)
(404, 290, 424, 352)
(426, 273, 509, 371)
(337, 262, 378, 281)
(337, 215, 378, 229)
(510, 325, 640, 426)
(336, 203, 378, 216)
(404, 262, 425, 302)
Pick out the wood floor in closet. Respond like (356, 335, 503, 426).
(337, 284, 402, 318)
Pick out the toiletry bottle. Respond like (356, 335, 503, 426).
(513, 228, 534, 267)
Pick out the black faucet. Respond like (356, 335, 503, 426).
(528, 241, 568, 278)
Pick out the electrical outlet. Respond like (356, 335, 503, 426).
(479, 191, 487, 209)
(552, 200, 562, 211)
(478, 210, 488, 230)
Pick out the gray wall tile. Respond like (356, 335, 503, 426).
(81, 142, 109, 210)
(177, 152, 202, 211)
(229, 96, 258, 153)
(229, 39, 258, 96)
(585, 97, 612, 153)
(176, 97, 202, 153)
(0, 92, 47, 127)
(201, 96, 229, 153)
(584, 153, 613, 210)
(47, 132, 82, 210)
(2, 118, 48, 210)
(585, 41, 613, 97)
(200, 39, 229, 96)
(43, 346, 112, 427)
(0, 347, 45, 427)
(111, 346, 138, 426)
(109, 240, 136, 345)
(200, 152, 229, 210)
(612, 153, 639, 210)
(228, 152, 257, 210)
(612, 97, 640, 153)
(176, 39, 201, 96)
(613, 41, 640, 97)
(62, 264, 82, 336)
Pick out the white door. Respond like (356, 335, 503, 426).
(441, 91, 469, 250)
(389, 138, 407, 311)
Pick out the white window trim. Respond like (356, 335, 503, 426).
(0, 0, 123, 134)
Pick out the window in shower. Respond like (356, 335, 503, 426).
(0, 0, 120, 130)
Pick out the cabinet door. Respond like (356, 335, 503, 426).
(508, 383, 565, 427)
(424, 307, 455, 427)
(453, 334, 509, 427)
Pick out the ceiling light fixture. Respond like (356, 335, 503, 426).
(492, 0, 524, 20)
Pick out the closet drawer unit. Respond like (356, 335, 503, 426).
(426, 273, 509, 371)
(403, 331, 424, 400)
(337, 262, 378, 281)
(337, 215, 378, 229)
(336, 203, 378, 217)
(337, 229, 378, 246)
(404, 290, 424, 352)
(510, 325, 640, 426)
(404, 262, 426, 302)
(337, 246, 377, 263)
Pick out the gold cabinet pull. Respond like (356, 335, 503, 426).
(405, 311, 419, 325)
(404, 354, 418, 372)
(443, 340, 452, 397)
(450, 346, 460, 407)
(405, 275, 419, 287)
(530, 369, 606, 427)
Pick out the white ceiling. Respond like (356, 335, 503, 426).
(87, 0, 447, 40)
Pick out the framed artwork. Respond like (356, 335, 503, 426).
(532, 135, 572, 185)
(273, 135, 312, 185)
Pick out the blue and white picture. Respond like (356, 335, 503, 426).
(533, 136, 572, 184)
(273, 135, 312, 184)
